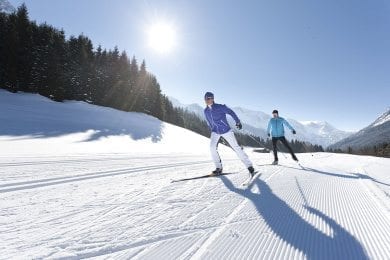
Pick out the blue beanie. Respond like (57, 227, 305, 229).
(204, 92, 214, 100)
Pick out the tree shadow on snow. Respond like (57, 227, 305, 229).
(0, 109, 163, 143)
(220, 175, 368, 260)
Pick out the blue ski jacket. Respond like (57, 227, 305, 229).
(204, 103, 240, 134)
(267, 117, 295, 137)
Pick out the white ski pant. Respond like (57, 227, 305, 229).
(210, 130, 252, 169)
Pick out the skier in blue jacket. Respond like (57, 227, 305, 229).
(203, 92, 255, 176)
(267, 110, 298, 165)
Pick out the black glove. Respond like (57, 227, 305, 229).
(236, 122, 242, 130)
(292, 130, 296, 135)
(267, 133, 270, 137)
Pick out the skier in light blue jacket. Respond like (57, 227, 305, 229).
(267, 110, 298, 165)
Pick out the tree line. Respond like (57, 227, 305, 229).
(0, 4, 210, 137)
(1, 4, 324, 153)
(327, 143, 390, 158)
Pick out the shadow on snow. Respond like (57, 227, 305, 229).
(220, 175, 368, 260)
(281, 165, 390, 187)
(0, 102, 163, 142)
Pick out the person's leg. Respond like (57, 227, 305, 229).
(280, 137, 298, 160)
(222, 131, 253, 168)
(272, 137, 278, 161)
(210, 132, 222, 169)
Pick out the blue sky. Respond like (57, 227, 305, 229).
(10, 0, 390, 131)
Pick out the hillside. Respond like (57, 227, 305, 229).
(0, 90, 215, 156)
(1, 91, 390, 259)
(330, 109, 390, 150)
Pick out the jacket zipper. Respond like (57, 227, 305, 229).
(209, 107, 219, 134)
(275, 118, 279, 137)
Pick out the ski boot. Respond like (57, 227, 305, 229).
(211, 168, 223, 176)
(272, 160, 278, 165)
(248, 166, 255, 178)
(292, 155, 299, 162)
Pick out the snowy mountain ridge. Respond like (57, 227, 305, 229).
(168, 96, 352, 147)
(329, 108, 390, 150)
(0, 0, 15, 13)
(371, 108, 390, 127)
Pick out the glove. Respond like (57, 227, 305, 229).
(236, 122, 242, 130)
(292, 130, 296, 135)
(267, 133, 270, 137)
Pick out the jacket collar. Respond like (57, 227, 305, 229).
(206, 102, 215, 109)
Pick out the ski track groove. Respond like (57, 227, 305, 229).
(196, 160, 389, 260)
(2, 154, 390, 259)
(0, 154, 203, 167)
(131, 166, 272, 259)
(299, 165, 390, 259)
(70, 164, 235, 258)
(0, 160, 212, 193)
(356, 180, 390, 258)
(188, 166, 285, 259)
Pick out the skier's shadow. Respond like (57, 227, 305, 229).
(282, 165, 390, 187)
(219, 176, 368, 260)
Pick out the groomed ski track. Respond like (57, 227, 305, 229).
(1, 153, 390, 259)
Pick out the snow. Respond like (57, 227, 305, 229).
(371, 109, 390, 127)
(0, 90, 213, 157)
(1, 90, 390, 259)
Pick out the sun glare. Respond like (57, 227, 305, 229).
(147, 22, 177, 54)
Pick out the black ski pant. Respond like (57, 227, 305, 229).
(272, 136, 296, 161)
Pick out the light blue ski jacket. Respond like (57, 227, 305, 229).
(267, 117, 295, 137)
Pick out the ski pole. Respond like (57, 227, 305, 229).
(242, 128, 288, 159)
(275, 142, 288, 159)
(241, 129, 266, 147)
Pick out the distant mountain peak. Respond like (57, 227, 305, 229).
(329, 108, 390, 149)
(0, 0, 16, 14)
(371, 108, 390, 127)
(300, 120, 326, 126)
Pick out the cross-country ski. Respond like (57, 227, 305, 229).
(171, 172, 236, 183)
(241, 171, 261, 187)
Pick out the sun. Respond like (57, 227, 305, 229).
(147, 22, 177, 54)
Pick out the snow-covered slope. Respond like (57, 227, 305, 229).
(0, 90, 215, 156)
(169, 97, 352, 147)
(330, 109, 390, 150)
(0, 0, 15, 13)
(1, 91, 390, 259)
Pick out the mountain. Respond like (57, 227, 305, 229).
(168, 97, 352, 147)
(329, 109, 390, 150)
(0, 0, 15, 13)
(2, 91, 390, 259)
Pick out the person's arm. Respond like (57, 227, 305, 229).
(267, 120, 271, 136)
(223, 105, 240, 124)
(283, 118, 295, 132)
